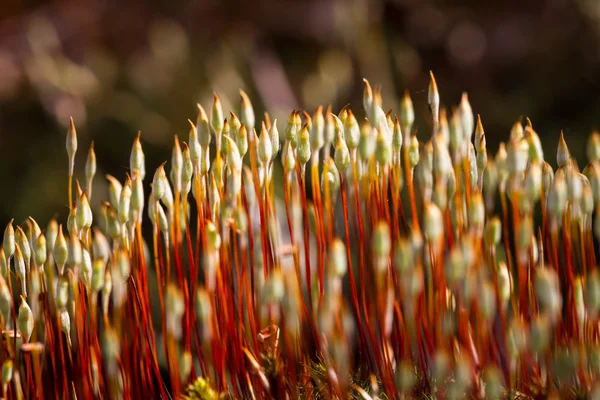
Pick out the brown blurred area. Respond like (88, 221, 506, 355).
(1, 0, 600, 224)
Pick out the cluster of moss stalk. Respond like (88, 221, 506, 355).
(1, 71, 600, 399)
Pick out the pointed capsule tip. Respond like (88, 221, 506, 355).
(526, 117, 533, 129)
(429, 71, 437, 86)
(197, 104, 208, 120)
(239, 89, 251, 104)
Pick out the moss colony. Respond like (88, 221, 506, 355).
(0, 73, 598, 399)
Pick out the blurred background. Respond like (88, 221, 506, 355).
(1, 0, 600, 225)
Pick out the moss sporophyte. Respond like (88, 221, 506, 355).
(2, 73, 600, 399)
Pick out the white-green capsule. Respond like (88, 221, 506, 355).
(310, 106, 325, 152)
(359, 121, 375, 161)
(152, 163, 168, 201)
(17, 296, 34, 342)
(586, 270, 600, 316)
(67, 206, 78, 237)
(587, 131, 600, 163)
(428, 71, 440, 128)
(524, 162, 542, 202)
(239, 90, 255, 132)
(343, 110, 360, 150)
(81, 249, 92, 289)
(66, 118, 78, 176)
(160, 176, 174, 212)
(510, 119, 524, 142)
(118, 177, 132, 224)
(557, 131, 570, 168)
(1, 360, 13, 391)
(15, 226, 30, 271)
(546, 173, 567, 218)
(3, 219, 15, 259)
(54, 225, 68, 271)
(14, 246, 26, 294)
(182, 143, 193, 195)
(226, 167, 242, 200)
(223, 135, 242, 172)
(188, 119, 201, 170)
(91, 259, 106, 293)
(258, 124, 272, 165)
(321, 158, 340, 195)
(375, 126, 391, 166)
(195, 288, 212, 340)
(423, 202, 443, 242)
(449, 108, 463, 158)
(433, 135, 452, 179)
(211, 93, 223, 142)
(170, 137, 183, 193)
(106, 205, 121, 240)
(282, 141, 296, 174)
(0, 277, 11, 323)
(85, 142, 96, 193)
(196, 103, 211, 148)
(129, 132, 145, 180)
(459, 92, 474, 142)
(105, 175, 122, 210)
(130, 172, 144, 223)
(269, 120, 280, 162)
(525, 126, 544, 163)
(362, 79, 373, 121)
(263, 270, 285, 303)
(333, 124, 350, 174)
(67, 232, 82, 268)
(408, 135, 420, 168)
(116, 249, 130, 283)
(157, 204, 169, 235)
(372, 221, 391, 260)
(324, 107, 335, 147)
(507, 138, 529, 175)
(392, 116, 402, 153)
(235, 125, 249, 159)
(27, 217, 41, 255)
(60, 308, 72, 346)
(77, 193, 93, 231)
(205, 221, 221, 252)
(296, 124, 311, 167)
(400, 91, 414, 143)
(328, 238, 347, 277)
(534, 267, 561, 318)
(0, 250, 7, 279)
